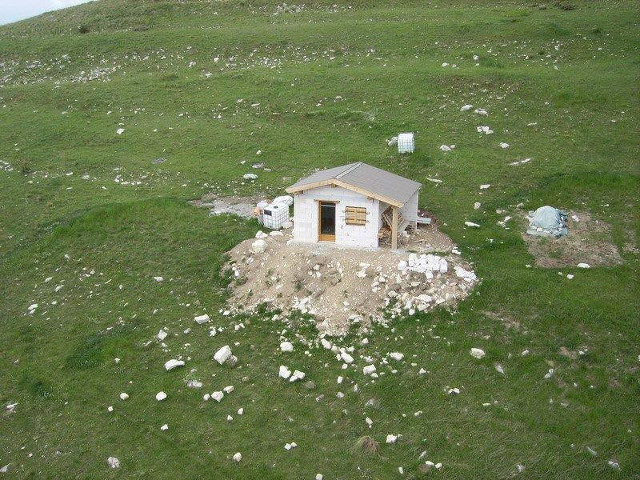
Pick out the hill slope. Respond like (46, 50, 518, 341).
(0, 1, 638, 478)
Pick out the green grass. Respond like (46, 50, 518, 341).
(0, 0, 639, 478)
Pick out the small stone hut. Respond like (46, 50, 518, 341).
(285, 162, 421, 249)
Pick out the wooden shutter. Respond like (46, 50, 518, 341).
(345, 206, 367, 225)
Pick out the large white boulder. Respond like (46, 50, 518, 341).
(164, 359, 185, 371)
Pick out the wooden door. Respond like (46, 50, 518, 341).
(318, 202, 336, 242)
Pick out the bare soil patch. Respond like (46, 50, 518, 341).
(522, 211, 623, 268)
(225, 225, 477, 336)
(189, 193, 263, 218)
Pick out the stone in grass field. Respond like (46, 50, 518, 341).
(470, 348, 486, 359)
(223, 385, 234, 394)
(279, 365, 292, 379)
(153, 276, 164, 282)
(156, 391, 167, 401)
(214, 345, 232, 364)
(211, 391, 224, 402)
(316, 475, 323, 480)
(161, 424, 168, 431)
(363, 365, 376, 376)
(194, 314, 210, 324)
(577, 263, 591, 269)
(340, 351, 354, 364)
(290, 370, 305, 382)
(280, 341, 294, 352)
(232, 452, 242, 462)
(465, 221, 480, 228)
(107, 457, 120, 469)
(157, 330, 168, 341)
(388, 352, 404, 361)
(386, 434, 398, 444)
(164, 359, 185, 371)
(119, 393, 129, 401)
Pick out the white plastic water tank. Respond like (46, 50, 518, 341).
(397, 132, 415, 153)
(262, 203, 290, 230)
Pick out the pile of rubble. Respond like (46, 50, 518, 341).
(225, 227, 478, 336)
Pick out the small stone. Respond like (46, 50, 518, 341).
(280, 341, 294, 353)
(340, 352, 354, 364)
(194, 314, 210, 324)
(214, 345, 232, 364)
(279, 365, 292, 379)
(153, 276, 163, 282)
(315, 474, 323, 480)
(290, 370, 305, 382)
(119, 393, 129, 401)
(107, 457, 120, 469)
(577, 263, 590, 269)
(470, 348, 486, 359)
(211, 391, 224, 402)
(223, 385, 234, 394)
(160, 424, 168, 431)
(164, 359, 185, 371)
(251, 239, 267, 253)
(155, 391, 167, 401)
(388, 352, 404, 361)
(465, 221, 480, 228)
(232, 452, 242, 462)
(363, 365, 376, 376)
(157, 330, 168, 341)
(386, 434, 398, 444)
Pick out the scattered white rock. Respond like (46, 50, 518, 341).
(460, 104, 473, 112)
(279, 365, 292, 379)
(164, 359, 185, 371)
(479, 184, 491, 189)
(116, 128, 124, 135)
(473, 202, 482, 210)
(214, 345, 232, 364)
(157, 330, 168, 341)
(107, 457, 120, 469)
(315, 474, 323, 480)
(470, 348, 486, 359)
(156, 391, 167, 401)
(386, 434, 398, 444)
(187, 380, 203, 389)
(465, 221, 480, 228)
(500, 142, 510, 149)
(566, 274, 574, 280)
(544, 368, 554, 379)
(160, 424, 168, 431)
(243, 173, 258, 180)
(439, 144, 455, 152)
(363, 365, 376, 376)
(389, 352, 404, 361)
(153, 276, 163, 282)
(211, 391, 224, 402)
(607, 459, 620, 470)
(194, 314, 210, 324)
(0, 464, 8, 473)
(495, 364, 505, 374)
(119, 393, 129, 401)
(577, 263, 591, 269)
(340, 351, 354, 364)
(280, 341, 294, 353)
(232, 452, 242, 462)
(290, 370, 306, 382)
(476, 125, 493, 135)
(448, 387, 460, 395)
(251, 239, 267, 254)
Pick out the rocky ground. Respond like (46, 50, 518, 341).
(225, 225, 478, 336)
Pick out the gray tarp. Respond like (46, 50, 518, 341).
(527, 206, 568, 237)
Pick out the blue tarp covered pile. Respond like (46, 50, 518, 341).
(526, 206, 568, 238)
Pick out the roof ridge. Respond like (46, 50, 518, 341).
(335, 162, 362, 179)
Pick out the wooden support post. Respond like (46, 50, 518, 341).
(391, 206, 398, 250)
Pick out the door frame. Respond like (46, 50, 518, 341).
(317, 201, 337, 242)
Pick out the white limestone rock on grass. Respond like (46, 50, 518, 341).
(194, 314, 210, 324)
(157, 330, 168, 341)
(279, 365, 292, 379)
(470, 348, 486, 359)
(290, 370, 306, 382)
(214, 345, 232, 364)
(386, 434, 398, 444)
(119, 393, 129, 401)
(232, 452, 242, 462)
(107, 457, 120, 469)
(388, 352, 404, 361)
(164, 359, 185, 371)
(156, 391, 167, 401)
(363, 365, 376, 376)
(280, 341, 294, 353)
(211, 391, 224, 402)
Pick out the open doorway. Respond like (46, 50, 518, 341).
(318, 201, 336, 242)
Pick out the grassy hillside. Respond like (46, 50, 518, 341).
(0, 1, 638, 478)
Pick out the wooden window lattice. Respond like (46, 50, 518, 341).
(345, 206, 367, 226)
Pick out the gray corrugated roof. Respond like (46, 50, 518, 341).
(286, 162, 421, 206)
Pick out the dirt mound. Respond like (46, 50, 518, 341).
(225, 226, 478, 336)
(522, 211, 623, 268)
